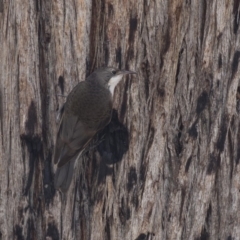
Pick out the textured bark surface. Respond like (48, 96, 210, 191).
(1, 0, 240, 239)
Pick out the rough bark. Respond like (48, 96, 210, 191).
(0, 0, 240, 239)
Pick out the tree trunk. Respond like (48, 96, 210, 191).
(1, 0, 240, 239)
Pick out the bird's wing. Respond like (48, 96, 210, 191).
(54, 156, 77, 192)
(53, 111, 96, 168)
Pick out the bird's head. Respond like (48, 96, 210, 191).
(88, 67, 136, 95)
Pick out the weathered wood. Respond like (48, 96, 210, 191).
(0, 0, 240, 239)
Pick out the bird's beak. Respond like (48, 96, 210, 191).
(119, 70, 137, 75)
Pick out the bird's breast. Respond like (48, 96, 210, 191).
(65, 84, 113, 129)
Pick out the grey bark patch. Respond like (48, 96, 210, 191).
(196, 91, 208, 115)
(175, 49, 182, 92)
(127, 48, 134, 61)
(179, 188, 186, 221)
(233, 0, 240, 34)
(126, 16, 137, 62)
(20, 134, 43, 195)
(162, 21, 171, 55)
(235, 124, 240, 165)
(14, 225, 24, 240)
(157, 87, 165, 98)
(216, 117, 227, 152)
(105, 219, 111, 240)
(115, 46, 122, 69)
(236, 143, 240, 165)
(129, 17, 138, 43)
(135, 233, 147, 240)
(45, 32, 51, 44)
(218, 54, 222, 69)
(25, 101, 37, 135)
(120, 80, 129, 119)
(236, 87, 240, 113)
(46, 223, 60, 240)
(207, 154, 220, 175)
(231, 51, 240, 78)
(185, 156, 192, 172)
(26, 218, 34, 240)
(188, 120, 198, 138)
(104, 40, 109, 65)
(228, 129, 234, 180)
(58, 76, 64, 94)
(197, 227, 209, 240)
(131, 191, 139, 208)
(174, 120, 183, 156)
(119, 197, 131, 225)
(107, 3, 114, 17)
(42, 151, 55, 204)
(97, 160, 113, 184)
(127, 167, 137, 192)
(0, 0, 3, 13)
(0, 89, 3, 143)
(206, 203, 212, 224)
(200, 0, 207, 44)
(147, 126, 155, 152)
(38, 18, 50, 143)
(141, 59, 150, 99)
(140, 161, 147, 184)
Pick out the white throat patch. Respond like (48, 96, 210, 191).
(108, 75, 123, 95)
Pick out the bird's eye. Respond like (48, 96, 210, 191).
(112, 70, 117, 75)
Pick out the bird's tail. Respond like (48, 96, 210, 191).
(54, 157, 76, 192)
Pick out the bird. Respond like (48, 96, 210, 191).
(53, 66, 136, 192)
